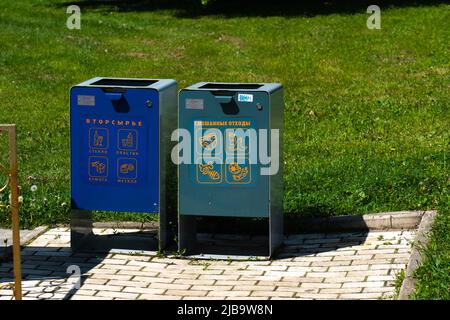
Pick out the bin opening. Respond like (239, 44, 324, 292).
(92, 78, 158, 87)
(199, 83, 263, 90)
(197, 216, 269, 235)
(180, 216, 271, 258)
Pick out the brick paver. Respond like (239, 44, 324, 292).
(0, 228, 416, 300)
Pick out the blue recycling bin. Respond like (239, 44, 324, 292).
(70, 77, 177, 250)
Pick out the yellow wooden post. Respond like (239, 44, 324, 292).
(0, 124, 22, 300)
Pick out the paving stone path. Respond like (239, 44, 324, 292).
(0, 227, 415, 300)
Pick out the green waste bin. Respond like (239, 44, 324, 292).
(178, 82, 284, 257)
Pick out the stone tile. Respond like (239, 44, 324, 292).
(174, 279, 216, 286)
(207, 290, 251, 297)
(323, 277, 366, 283)
(148, 282, 190, 290)
(319, 288, 362, 294)
(96, 291, 139, 299)
(250, 291, 294, 298)
(165, 289, 208, 297)
(301, 282, 342, 289)
(122, 287, 165, 295)
(342, 281, 385, 288)
(338, 292, 382, 299)
(295, 293, 339, 299)
(138, 294, 181, 300)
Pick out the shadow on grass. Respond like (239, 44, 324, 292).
(57, 0, 447, 17)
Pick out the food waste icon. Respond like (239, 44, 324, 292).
(199, 163, 220, 181)
(200, 132, 218, 151)
(228, 163, 249, 181)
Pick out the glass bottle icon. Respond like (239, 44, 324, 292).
(93, 130, 104, 147)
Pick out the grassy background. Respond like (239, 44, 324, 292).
(412, 200, 450, 300)
(0, 0, 448, 228)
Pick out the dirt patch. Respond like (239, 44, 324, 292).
(142, 39, 156, 46)
(167, 45, 186, 59)
(125, 52, 150, 59)
(216, 34, 245, 50)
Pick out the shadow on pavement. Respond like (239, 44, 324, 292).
(0, 225, 370, 299)
(0, 229, 160, 300)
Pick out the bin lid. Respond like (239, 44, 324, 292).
(182, 82, 282, 93)
(72, 77, 176, 91)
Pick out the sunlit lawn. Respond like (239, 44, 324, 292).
(0, 1, 448, 228)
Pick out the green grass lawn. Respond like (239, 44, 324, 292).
(0, 1, 448, 228)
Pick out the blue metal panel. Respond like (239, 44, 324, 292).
(70, 86, 159, 213)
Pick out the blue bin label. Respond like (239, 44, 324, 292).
(237, 94, 253, 102)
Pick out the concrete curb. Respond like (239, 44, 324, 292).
(20, 225, 49, 246)
(285, 211, 426, 233)
(398, 210, 438, 300)
(89, 210, 427, 232)
(92, 221, 158, 230)
(1, 225, 48, 260)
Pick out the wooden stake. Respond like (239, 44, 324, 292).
(0, 124, 22, 300)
